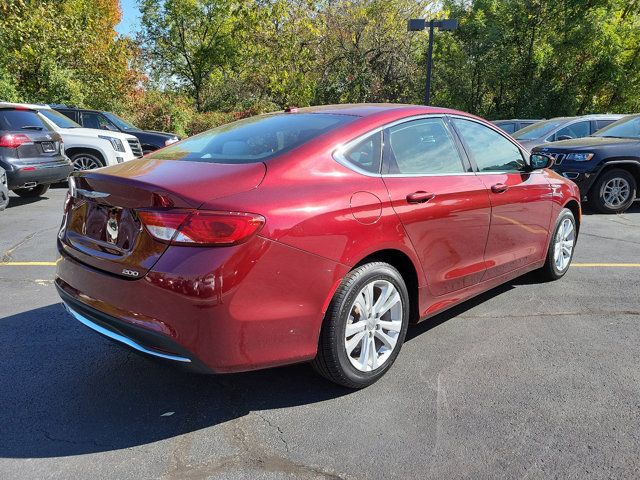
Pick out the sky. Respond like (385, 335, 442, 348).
(116, 0, 139, 36)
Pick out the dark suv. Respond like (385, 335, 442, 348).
(533, 114, 639, 213)
(55, 107, 179, 154)
(0, 106, 72, 198)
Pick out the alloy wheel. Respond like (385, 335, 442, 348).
(344, 280, 403, 372)
(553, 218, 575, 272)
(73, 155, 101, 171)
(602, 177, 631, 208)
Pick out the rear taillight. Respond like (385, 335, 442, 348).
(0, 133, 32, 148)
(137, 210, 265, 246)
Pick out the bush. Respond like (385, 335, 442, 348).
(125, 90, 194, 137)
(185, 111, 237, 136)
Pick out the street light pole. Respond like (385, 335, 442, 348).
(425, 20, 435, 105)
(408, 18, 459, 106)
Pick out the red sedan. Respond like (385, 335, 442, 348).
(56, 104, 580, 388)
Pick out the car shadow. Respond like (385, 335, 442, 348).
(5, 194, 51, 208)
(0, 274, 538, 459)
(0, 303, 349, 459)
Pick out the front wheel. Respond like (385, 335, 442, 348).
(312, 262, 410, 389)
(588, 169, 636, 214)
(13, 184, 50, 198)
(71, 152, 104, 171)
(538, 208, 577, 281)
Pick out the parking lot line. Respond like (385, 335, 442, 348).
(0, 261, 58, 266)
(572, 263, 640, 267)
(0, 261, 639, 268)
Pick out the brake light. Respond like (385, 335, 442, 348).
(137, 210, 265, 246)
(0, 133, 32, 148)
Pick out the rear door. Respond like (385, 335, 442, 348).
(450, 117, 553, 279)
(381, 116, 491, 297)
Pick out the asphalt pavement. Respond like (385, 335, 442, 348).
(1, 188, 639, 480)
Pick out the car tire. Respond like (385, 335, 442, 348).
(0, 168, 9, 211)
(13, 184, 50, 198)
(588, 169, 636, 214)
(71, 152, 104, 171)
(538, 208, 577, 281)
(312, 262, 410, 389)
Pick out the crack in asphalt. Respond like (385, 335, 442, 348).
(39, 429, 115, 449)
(1, 227, 58, 262)
(458, 310, 640, 320)
(579, 232, 640, 246)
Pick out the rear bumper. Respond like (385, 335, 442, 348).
(58, 286, 212, 372)
(55, 236, 349, 373)
(4, 160, 73, 189)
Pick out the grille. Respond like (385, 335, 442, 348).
(548, 153, 566, 165)
(127, 138, 143, 158)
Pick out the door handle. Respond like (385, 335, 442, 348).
(406, 191, 435, 204)
(491, 183, 509, 194)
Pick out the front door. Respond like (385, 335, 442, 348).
(381, 117, 492, 297)
(451, 117, 554, 279)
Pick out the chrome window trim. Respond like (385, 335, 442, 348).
(333, 114, 470, 178)
(63, 303, 192, 363)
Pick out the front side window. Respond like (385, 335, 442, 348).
(147, 113, 355, 164)
(104, 112, 136, 131)
(82, 112, 114, 130)
(452, 118, 526, 172)
(552, 121, 590, 140)
(384, 118, 464, 175)
(515, 119, 565, 140)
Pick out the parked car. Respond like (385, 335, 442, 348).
(0, 105, 72, 198)
(0, 166, 8, 210)
(492, 118, 542, 134)
(56, 104, 580, 388)
(55, 106, 179, 154)
(514, 114, 625, 150)
(1, 103, 143, 171)
(534, 114, 640, 213)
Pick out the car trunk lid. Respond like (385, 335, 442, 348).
(59, 159, 266, 278)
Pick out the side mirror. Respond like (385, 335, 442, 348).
(101, 124, 116, 131)
(556, 135, 573, 141)
(530, 153, 554, 170)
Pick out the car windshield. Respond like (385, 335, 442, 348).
(40, 109, 81, 128)
(515, 119, 567, 140)
(147, 113, 356, 164)
(103, 112, 136, 131)
(593, 115, 640, 139)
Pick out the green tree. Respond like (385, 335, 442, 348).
(138, 0, 249, 111)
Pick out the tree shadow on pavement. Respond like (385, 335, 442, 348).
(0, 303, 348, 459)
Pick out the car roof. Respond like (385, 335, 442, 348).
(286, 103, 473, 118)
(0, 102, 52, 110)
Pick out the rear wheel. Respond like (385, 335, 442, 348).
(538, 208, 576, 281)
(312, 262, 410, 389)
(588, 169, 636, 214)
(71, 152, 104, 171)
(13, 184, 49, 198)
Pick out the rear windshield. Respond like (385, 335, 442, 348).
(147, 113, 356, 164)
(0, 109, 52, 132)
(515, 119, 567, 140)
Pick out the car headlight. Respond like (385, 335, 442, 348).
(99, 135, 126, 152)
(565, 152, 594, 162)
(164, 137, 179, 146)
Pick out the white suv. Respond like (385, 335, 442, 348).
(0, 103, 143, 170)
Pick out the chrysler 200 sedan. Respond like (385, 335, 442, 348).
(55, 104, 581, 388)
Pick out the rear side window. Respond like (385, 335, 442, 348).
(452, 118, 526, 172)
(147, 113, 355, 164)
(342, 131, 382, 173)
(0, 109, 51, 131)
(595, 119, 615, 131)
(384, 118, 464, 175)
